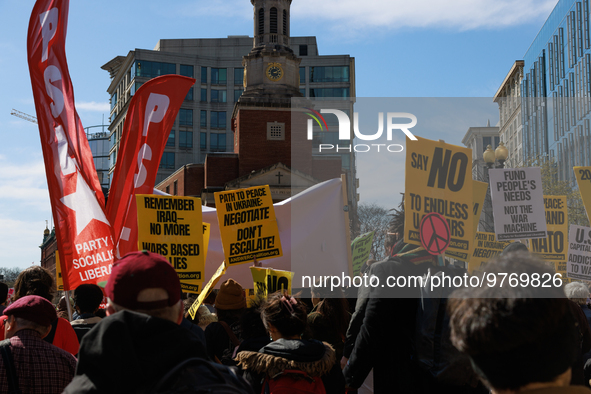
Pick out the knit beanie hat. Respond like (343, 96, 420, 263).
(198, 305, 218, 327)
(215, 279, 246, 310)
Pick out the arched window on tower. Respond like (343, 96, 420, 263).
(283, 10, 287, 36)
(270, 7, 277, 34)
(258, 8, 264, 36)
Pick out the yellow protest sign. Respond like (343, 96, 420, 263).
(529, 196, 569, 279)
(136, 195, 204, 294)
(203, 222, 210, 261)
(187, 260, 227, 320)
(405, 137, 474, 261)
(351, 231, 374, 277)
(215, 185, 282, 265)
(575, 167, 591, 222)
(55, 250, 64, 291)
(467, 232, 511, 273)
(472, 180, 488, 231)
(250, 266, 294, 299)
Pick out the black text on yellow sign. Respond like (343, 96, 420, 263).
(468, 232, 510, 273)
(136, 195, 205, 294)
(529, 196, 568, 276)
(405, 137, 474, 261)
(250, 267, 293, 299)
(215, 185, 283, 265)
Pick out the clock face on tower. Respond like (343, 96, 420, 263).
(266, 62, 284, 82)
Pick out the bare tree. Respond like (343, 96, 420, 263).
(357, 202, 390, 260)
(0, 267, 23, 287)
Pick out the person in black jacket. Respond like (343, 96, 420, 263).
(236, 291, 345, 394)
(70, 283, 104, 343)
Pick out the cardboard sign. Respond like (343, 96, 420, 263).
(136, 195, 204, 294)
(472, 180, 488, 231)
(405, 137, 474, 261)
(467, 232, 511, 273)
(55, 250, 64, 291)
(203, 223, 210, 261)
(250, 267, 294, 299)
(188, 260, 227, 320)
(215, 185, 282, 265)
(529, 196, 568, 278)
(351, 231, 375, 277)
(575, 167, 591, 222)
(489, 168, 547, 241)
(567, 225, 591, 281)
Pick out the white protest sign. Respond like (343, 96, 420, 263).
(489, 168, 547, 241)
(567, 225, 591, 281)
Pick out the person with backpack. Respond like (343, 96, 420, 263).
(235, 291, 345, 394)
(63, 251, 253, 394)
(70, 283, 104, 343)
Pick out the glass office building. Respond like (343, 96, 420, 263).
(522, 0, 591, 182)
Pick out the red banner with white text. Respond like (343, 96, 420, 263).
(27, 0, 115, 290)
(106, 75, 195, 258)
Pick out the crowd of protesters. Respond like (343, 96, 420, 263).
(3, 233, 591, 393)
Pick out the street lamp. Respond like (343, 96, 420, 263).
(482, 141, 510, 232)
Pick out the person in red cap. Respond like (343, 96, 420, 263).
(0, 295, 77, 393)
(63, 250, 212, 393)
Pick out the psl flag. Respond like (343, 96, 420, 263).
(27, 0, 115, 289)
(106, 75, 195, 258)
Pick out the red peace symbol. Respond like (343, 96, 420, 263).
(419, 212, 450, 256)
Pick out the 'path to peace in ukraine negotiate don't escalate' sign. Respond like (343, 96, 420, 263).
(489, 168, 547, 241)
(405, 137, 474, 261)
(215, 185, 282, 265)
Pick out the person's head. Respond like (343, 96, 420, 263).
(104, 251, 183, 324)
(310, 285, 350, 337)
(0, 282, 8, 305)
(214, 279, 246, 322)
(501, 241, 529, 255)
(74, 284, 104, 314)
(261, 291, 308, 340)
(564, 282, 590, 306)
(448, 252, 577, 392)
(13, 266, 55, 302)
(197, 305, 218, 330)
(3, 295, 57, 339)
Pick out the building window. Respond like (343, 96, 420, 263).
(270, 8, 278, 34)
(483, 136, 492, 151)
(300, 45, 308, 56)
(180, 131, 193, 148)
(130, 82, 143, 96)
(201, 67, 207, 84)
(309, 88, 349, 98)
(258, 8, 264, 36)
(211, 89, 227, 103)
(159, 152, 175, 169)
(110, 92, 117, 111)
(234, 68, 244, 85)
(166, 186, 170, 194)
(200, 110, 207, 128)
(201, 88, 207, 102)
(133, 60, 175, 79)
(299, 88, 306, 96)
(310, 66, 350, 82)
(166, 130, 175, 147)
(283, 10, 287, 36)
(180, 64, 193, 78)
(211, 133, 226, 152)
(179, 109, 193, 126)
(200, 132, 207, 150)
(299, 67, 305, 84)
(211, 68, 227, 84)
(211, 111, 226, 129)
(173, 181, 178, 196)
(234, 89, 243, 102)
(267, 122, 285, 140)
(185, 88, 193, 101)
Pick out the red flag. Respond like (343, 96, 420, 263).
(106, 75, 195, 258)
(27, 0, 115, 290)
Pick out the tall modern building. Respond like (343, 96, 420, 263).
(522, 0, 591, 182)
(494, 60, 524, 168)
(102, 32, 355, 187)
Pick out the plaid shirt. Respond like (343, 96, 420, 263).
(0, 329, 77, 393)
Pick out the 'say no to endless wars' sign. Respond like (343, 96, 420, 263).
(215, 185, 282, 265)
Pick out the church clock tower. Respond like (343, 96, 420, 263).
(232, 0, 311, 178)
(239, 0, 302, 104)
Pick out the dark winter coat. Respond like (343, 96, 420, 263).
(235, 338, 345, 394)
(63, 310, 210, 393)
